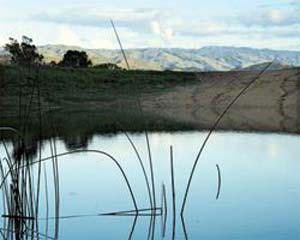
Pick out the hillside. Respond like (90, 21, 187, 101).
(0, 65, 299, 135)
(1, 45, 300, 71)
(236, 62, 291, 71)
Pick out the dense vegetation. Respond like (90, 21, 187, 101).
(0, 64, 198, 116)
(0, 64, 198, 147)
(1, 64, 196, 94)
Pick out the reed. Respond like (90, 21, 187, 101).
(0, 23, 276, 240)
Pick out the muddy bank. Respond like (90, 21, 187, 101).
(141, 68, 300, 134)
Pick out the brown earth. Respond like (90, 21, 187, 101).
(141, 68, 300, 134)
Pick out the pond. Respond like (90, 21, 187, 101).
(0, 131, 299, 239)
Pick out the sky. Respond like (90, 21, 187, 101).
(0, 0, 299, 50)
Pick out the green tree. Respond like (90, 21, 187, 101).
(4, 36, 44, 65)
(59, 50, 92, 68)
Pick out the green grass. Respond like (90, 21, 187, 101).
(0, 64, 198, 144)
(0, 64, 197, 107)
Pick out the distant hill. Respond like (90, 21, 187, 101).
(0, 48, 10, 64)
(236, 62, 291, 71)
(1, 45, 300, 71)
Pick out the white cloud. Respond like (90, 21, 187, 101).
(88, 38, 116, 49)
(150, 21, 174, 41)
(268, 9, 283, 23)
(241, 6, 300, 27)
(150, 21, 161, 35)
(164, 28, 174, 41)
(56, 26, 83, 46)
(1, 4, 300, 50)
(0, 35, 6, 46)
(30, 7, 164, 31)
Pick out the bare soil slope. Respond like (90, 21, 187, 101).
(141, 68, 300, 133)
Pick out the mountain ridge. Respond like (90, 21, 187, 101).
(1, 45, 300, 71)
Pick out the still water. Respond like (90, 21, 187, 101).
(0, 131, 299, 239)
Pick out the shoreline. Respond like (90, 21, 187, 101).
(0, 65, 299, 139)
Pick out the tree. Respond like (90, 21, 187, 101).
(4, 36, 44, 65)
(49, 60, 57, 67)
(59, 50, 92, 68)
(93, 63, 123, 70)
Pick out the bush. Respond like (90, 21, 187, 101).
(93, 63, 123, 70)
(59, 50, 92, 68)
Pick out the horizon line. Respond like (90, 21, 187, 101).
(1, 44, 300, 53)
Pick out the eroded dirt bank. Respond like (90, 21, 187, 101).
(141, 68, 300, 134)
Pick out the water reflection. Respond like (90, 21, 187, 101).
(0, 131, 299, 239)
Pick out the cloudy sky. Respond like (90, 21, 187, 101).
(0, 0, 299, 50)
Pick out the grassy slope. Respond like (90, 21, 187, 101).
(0, 64, 198, 142)
(0, 64, 197, 104)
(1, 64, 299, 138)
